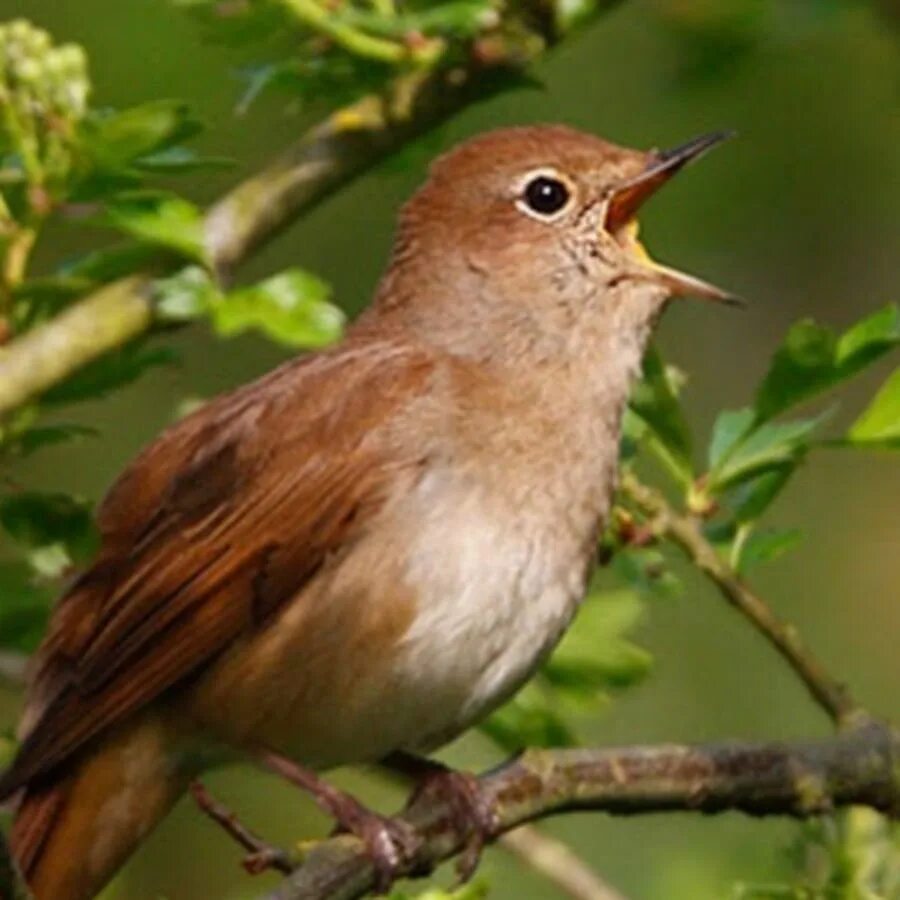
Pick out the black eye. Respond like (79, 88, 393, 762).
(522, 175, 571, 216)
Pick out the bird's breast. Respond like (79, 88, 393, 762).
(389, 462, 600, 751)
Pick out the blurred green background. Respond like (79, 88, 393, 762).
(1, 0, 898, 897)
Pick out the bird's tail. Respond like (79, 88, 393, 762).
(9, 713, 189, 900)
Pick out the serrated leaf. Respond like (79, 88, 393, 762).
(629, 346, 693, 484)
(211, 269, 344, 347)
(42, 342, 177, 405)
(754, 305, 899, 424)
(709, 414, 826, 491)
(835, 305, 900, 368)
(82, 100, 202, 171)
(707, 406, 754, 470)
(0, 492, 98, 563)
(100, 191, 205, 261)
(726, 466, 795, 523)
(846, 368, 900, 448)
(736, 528, 804, 574)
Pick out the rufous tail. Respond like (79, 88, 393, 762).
(10, 714, 189, 900)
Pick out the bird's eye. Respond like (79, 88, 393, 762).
(521, 175, 571, 218)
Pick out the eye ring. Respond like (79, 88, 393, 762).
(517, 170, 574, 221)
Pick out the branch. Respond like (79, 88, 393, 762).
(0, 2, 621, 417)
(500, 825, 629, 900)
(619, 473, 862, 728)
(260, 725, 899, 900)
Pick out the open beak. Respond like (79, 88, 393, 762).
(605, 130, 741, 305)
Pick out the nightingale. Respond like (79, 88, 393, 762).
(0, 124, 733, 900)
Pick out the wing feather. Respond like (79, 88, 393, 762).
(0, 338, 434, 793)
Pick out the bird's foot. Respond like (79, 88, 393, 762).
(259, 749, 421, 893)
(402, 760, 499, 883)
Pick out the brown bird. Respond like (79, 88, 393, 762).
(0, 124, 732, 900)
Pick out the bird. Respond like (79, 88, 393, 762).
(0, 124, 733, 900)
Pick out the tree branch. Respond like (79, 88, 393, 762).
(256, 725, 899, 900)
(619, 473, 862, 728)
(0, 1, 621, 418)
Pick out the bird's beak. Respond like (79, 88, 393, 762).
(605, 130, 741, 305)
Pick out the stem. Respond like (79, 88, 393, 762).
(278, 0, 413, 63)
(260, 726, 900, 900)
(500, 825, 629, 900)
(620, 472, 861, 727)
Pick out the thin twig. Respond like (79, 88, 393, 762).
(500, 825, 629, 900)
(259, 724, 900, 900)
(619, 472, 862, 727)
(190, 781, 295, 876)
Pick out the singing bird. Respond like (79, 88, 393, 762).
(0, 125, 733, 899)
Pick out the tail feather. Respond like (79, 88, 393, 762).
(10, 779, 70, 884)
(5, 713, 188, 900)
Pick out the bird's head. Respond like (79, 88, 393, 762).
(373, 125, 735, 361)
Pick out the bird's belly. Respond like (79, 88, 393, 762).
(185, 472, 594, 769)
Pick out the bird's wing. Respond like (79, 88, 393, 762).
(2, 338, 435, 792)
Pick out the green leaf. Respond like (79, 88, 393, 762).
(709, 413, 826, 491)
(0, 491, 98, 564)
(629, 346, 693, 484)
(0, 562, 53, 652)
(612, 547, 683, 599)
(134, 147, 233, 173)
(8, 424, 97, 458)
(153, 265, 220, 322)
(726, 465, 795, 522)
(835, 304, 900, 369)
(480, 682, 578, 753)
(707, 406, 754, 470)
(754, 305, 899, 424)
(60, 242, 161, 283)
(82, 100, 202, 171)
(846, 368, 900, 448)
(42, 342, 178, 405)
(100, 191, 206, 261)
(542, 589, 652, 692)
(736, 528, 804, 574)
(388, 878, 490, 900)
(211, 269, 344, 348)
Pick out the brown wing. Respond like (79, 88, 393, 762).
(0, 337, 434, 794)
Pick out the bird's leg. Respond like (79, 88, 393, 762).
(257, 749, 421, 892)
(381, 751, 499, 883)
(189, 780, 294, 875)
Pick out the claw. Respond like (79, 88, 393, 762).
(258, 749, 422, 893)
(405, 766, 498, 883)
